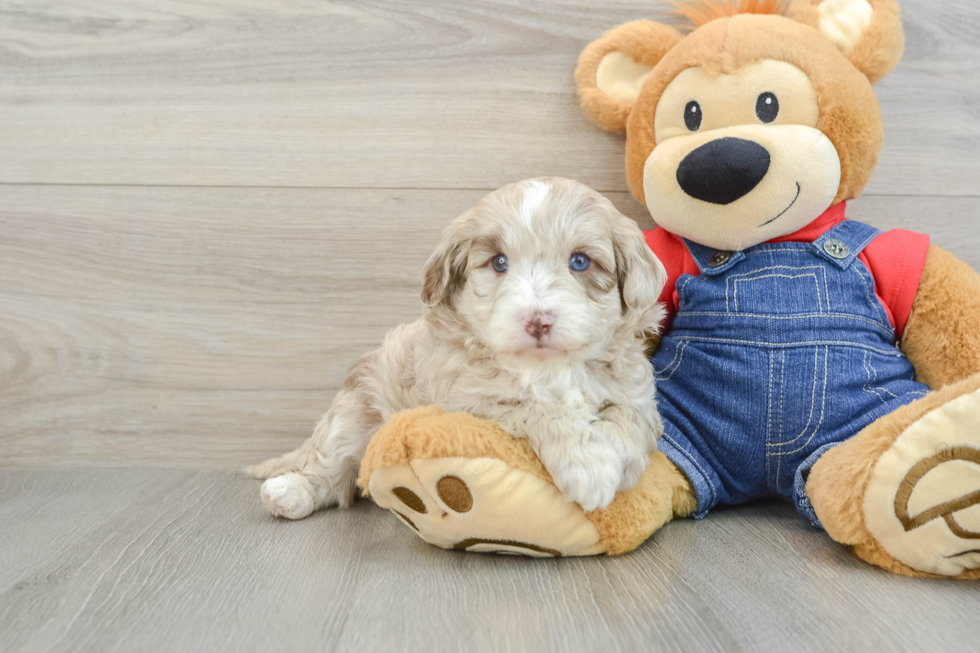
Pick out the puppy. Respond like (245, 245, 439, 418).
(249, 177, 667, 517)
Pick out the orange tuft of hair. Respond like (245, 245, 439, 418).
(668, 0, 790, 29)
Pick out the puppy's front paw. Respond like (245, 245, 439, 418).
(261, 473, 315, 520)
(616, 447, 649, 492)
(549, 439, 624, 512)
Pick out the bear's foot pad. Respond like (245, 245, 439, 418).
(369, 457, 605, 557)
(865, 387, 980, 577)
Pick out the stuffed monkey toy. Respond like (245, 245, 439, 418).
(360, 0, 980, 579)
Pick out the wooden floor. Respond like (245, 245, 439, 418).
(3, 468, 978, 653)
(1, 1, 979, 651)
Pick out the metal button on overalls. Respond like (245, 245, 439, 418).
(708, 251, 732, 267)
(823, 238, 850, 259)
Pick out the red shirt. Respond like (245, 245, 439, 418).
(644, 202, 930, 340)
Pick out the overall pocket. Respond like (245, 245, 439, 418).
(766, 346, 828, 494)
(726, 265, 829, 315)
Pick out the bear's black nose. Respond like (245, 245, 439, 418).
(676, 138, 771, 205)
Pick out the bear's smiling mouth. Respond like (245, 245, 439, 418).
(758, 182, 802, 227)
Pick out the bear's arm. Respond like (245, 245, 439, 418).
(900, 243, 980, 389)
(644, 227, 691, 333)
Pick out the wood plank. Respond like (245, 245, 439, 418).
(0, 468, 976, 653)
(0, 0, 978, 195)
(1, 185, 978, 469)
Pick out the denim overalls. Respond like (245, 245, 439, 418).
(653, 220, 930, 527)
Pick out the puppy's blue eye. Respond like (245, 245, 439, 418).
(569, 253, 591, 272)
(492, 254, 509, 273)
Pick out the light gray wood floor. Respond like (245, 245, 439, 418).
(2, 1, 979, 651)
(3, 469, 979, 653)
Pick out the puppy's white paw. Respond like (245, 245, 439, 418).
(261, 473, 315, 520)
(550, 439, 624, 512)
(617, 448, 649, 492)
(591, 416, 655, 492)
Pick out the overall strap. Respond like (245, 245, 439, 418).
(811, 220, 882, 270)
(681, 239, 746, 276)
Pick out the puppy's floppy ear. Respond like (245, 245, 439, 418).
(789, 0, 904, 84)
(610, 211, 667, 323)
(421, 215, 471, 308)
(575, 21, 684, 133)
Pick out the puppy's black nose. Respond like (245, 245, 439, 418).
(676, 138, 771, 205)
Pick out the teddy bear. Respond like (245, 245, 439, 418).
(359, 0, 980, 579)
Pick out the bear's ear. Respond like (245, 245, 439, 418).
(789, 0, 905, 84)
(575, 21, 684, 133)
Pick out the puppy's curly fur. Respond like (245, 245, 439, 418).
(249, 178, 667, 517)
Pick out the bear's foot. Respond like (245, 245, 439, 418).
(369, 456, 602, 557)
(809, 374, 980, 578)
(359, 406, 694, 557)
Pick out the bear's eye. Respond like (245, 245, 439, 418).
(491, 254, 508, 273)
(684, 100, 702, 131)
(756, 92, 779, 123)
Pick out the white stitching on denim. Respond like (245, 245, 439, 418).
(726, 265, 827, 313)
(661, 432, 718, 505)
(722, 272, 731, 313)
(653, 341, 689, 381)
(770, 347, 819, 451)
(772, 346, 830, 460)
(671, 336, 903, 356)
(825, 269, 834, 313)
(862, 349, 872, 400)
(675, 312, 894, 336)
(851, 231, 880, 259)
(679, 274, 697, 309)
(861, 349, 904, 403)
(729, 263, 823, 274)
(734, 274, 823, 313)
(652, 342, 683, 375)
(851, 261, 888, 327)
(861, 350, 881, 404)
(866, 351, 901, 401)
(776, 349, 786, 489)
(745, 247, 810, 256)
(725, 264, 823, 280)
(779, 349, 786, 435)
(766, 350, 775, 484)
